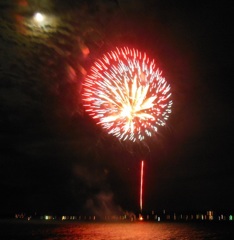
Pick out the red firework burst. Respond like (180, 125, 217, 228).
(82, 47, 172, 142)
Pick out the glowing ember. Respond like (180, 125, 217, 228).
(82, 47, 172, 142)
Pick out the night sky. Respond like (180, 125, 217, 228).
(0, 0, 233, 217)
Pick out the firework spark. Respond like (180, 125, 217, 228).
(82, 47, 172, 142)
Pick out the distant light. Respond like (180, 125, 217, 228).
(34, 12, 44, 23)
(139, 216, 144, 221)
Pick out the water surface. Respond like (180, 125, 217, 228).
(1, 220, 234, 240)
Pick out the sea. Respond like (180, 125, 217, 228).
(0, 220, 234, 240)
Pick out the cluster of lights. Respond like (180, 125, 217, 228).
(82, 47, 173, 142)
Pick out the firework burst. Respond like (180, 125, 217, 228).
(82, 47, 172, 142)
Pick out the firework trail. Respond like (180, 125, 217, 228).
(82, 47, 172, 142)
(140, 160, 144, 212)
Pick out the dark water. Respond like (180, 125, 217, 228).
(1, 220, 234, 240)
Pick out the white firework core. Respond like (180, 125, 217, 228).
(82, 47, 172, 142)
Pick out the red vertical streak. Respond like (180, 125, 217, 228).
(140, 160, 144, 212)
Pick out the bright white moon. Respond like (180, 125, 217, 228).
(34, 12, 44, 23)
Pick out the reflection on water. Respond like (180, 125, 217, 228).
(1, 220, 234, 240)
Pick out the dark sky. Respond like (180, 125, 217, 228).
(0, 0, 233, 217)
